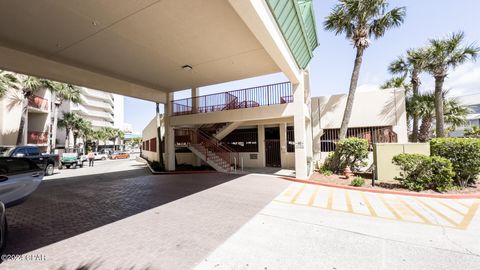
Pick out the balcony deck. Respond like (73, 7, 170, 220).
(171, 82, 293, 116)
(28, 95, 49, 112)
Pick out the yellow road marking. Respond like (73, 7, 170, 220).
(416, 199, 458, 227)
(290, 184, 306, 204)
(308, 186, 320, 206)
(360, 192, 377, 217)
(397, 197, 432, 224)
(283, 185, 298, 197)
(379, 195, 403, 220)
(458, 200, 480, 230)
(345, 191, 353, 213)
(437, 200, 466, 216)
(456, 201, 471, 208)
(326, 189, 334, 209)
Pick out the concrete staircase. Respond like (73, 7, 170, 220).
(188, 144, 230, 172)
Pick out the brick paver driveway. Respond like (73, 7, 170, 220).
(4, 159, 289, 269)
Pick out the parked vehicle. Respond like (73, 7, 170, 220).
(0, 157, 43, 207)
(59, 153, 86, 169)
(93, 152, 108, 161)
(0, 158, 44, 254)
(0, 146, 59, 176)
(0, 201, 6, 254)
(110, 152, 130, 160)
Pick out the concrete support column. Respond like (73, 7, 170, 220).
(191, 87, 202, 167)
(279, 123, 287, 168)
(293, 71, 310, 179)
(258, 125, 265, 167)
(191, 87, 200, 113)
(165, 92, 175, 171)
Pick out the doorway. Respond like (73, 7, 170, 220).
(265, 127, 281, 167)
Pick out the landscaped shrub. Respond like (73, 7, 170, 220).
(325, 138, 369, 172)
(392, 153, 454, 192)
(350, 177, 365, 187)
(431, 138, 480, 187)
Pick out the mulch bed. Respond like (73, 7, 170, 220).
(309, 172, 480, 195)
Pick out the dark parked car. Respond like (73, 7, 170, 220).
(0, 146, 59, 176)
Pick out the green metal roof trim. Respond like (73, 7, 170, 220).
(266, 0, 319, 69)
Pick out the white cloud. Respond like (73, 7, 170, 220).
(445, 62, 480, 97)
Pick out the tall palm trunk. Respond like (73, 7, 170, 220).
(50, 102, 61, 153)
(434, 76, 446, 137)
(339, 47, 365, 140)
(16, 98, 29, 145)
(411, 70, 420, 142)
(419, 116, 432, 142)
(65, 128, 71, 152)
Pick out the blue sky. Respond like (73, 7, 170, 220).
(125, 0, 480, 132)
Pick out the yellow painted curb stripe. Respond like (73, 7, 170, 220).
(457, 200, 480, 230)
(379, 195, 402, 220)
(361, 192, 377, 217)
(290, 184, 306, 204)
(437, 200, 466, 216)
(345, 190, 353, 213)
(308, 186, 320, 206)
(327, 188, 334, 209)
(416, 199, 458, 227)
(397, 197, 432, 224)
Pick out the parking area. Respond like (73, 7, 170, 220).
(3, 160, 289, 269)
(3, 160, 480, 270)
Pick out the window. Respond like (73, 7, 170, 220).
(26, 147, 40, 156)
(13, 148, 27, 157)
(145, 140, 150, 151)
(287, 126, 295, 152)
(0, 158, 38, 175)
(222, 128, 258, 152)
(150, 138, 157, 152)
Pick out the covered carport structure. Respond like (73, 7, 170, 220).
(0, 0, 318, 178)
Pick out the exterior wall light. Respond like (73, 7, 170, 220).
(182, 65, 193, 71)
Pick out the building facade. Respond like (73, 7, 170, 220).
(0, 86, 52, 152)
(141, 88, 407, 175)
(449, 93, 480, 137)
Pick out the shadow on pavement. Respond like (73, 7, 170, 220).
(6, 169, 241, 254)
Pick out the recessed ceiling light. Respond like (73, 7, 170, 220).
(182, 65, 193, 71)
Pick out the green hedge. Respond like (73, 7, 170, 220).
(431, 138, 480, 187)
(392, 153, 454, 192)
(325, 138, 369, 172)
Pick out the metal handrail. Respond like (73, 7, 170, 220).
(171, 82, 292, 116)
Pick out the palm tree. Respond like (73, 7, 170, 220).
(49, 82, 82, 152)
(93, 129, 107, 151)
(387, 48, 429, 142)
(324, 0, 406, 140)
(465, 126, 480, 138)
(380, 76, 411, 90)
(16, 76, 51, 145)
(100, 127, 117, 152)
(0, 71, 18, 98)
(58, 112, 82, 151)
(425, 32, 479, 137)
(410, 92, 468, 141)
(72, 118, 92, 152)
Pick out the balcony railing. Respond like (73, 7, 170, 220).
(28, 131, 48, 145)
(28, 95, 49, 111)
(171, 82, 293, 116)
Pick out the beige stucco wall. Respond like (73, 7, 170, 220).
(311, 88, 408, 143)
(374, 143, 430, 181)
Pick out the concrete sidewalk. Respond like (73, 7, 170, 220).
(196, 181, 480, 270)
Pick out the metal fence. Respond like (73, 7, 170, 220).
(320, 126, 398, 152)
(171, 82, 293, 116)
